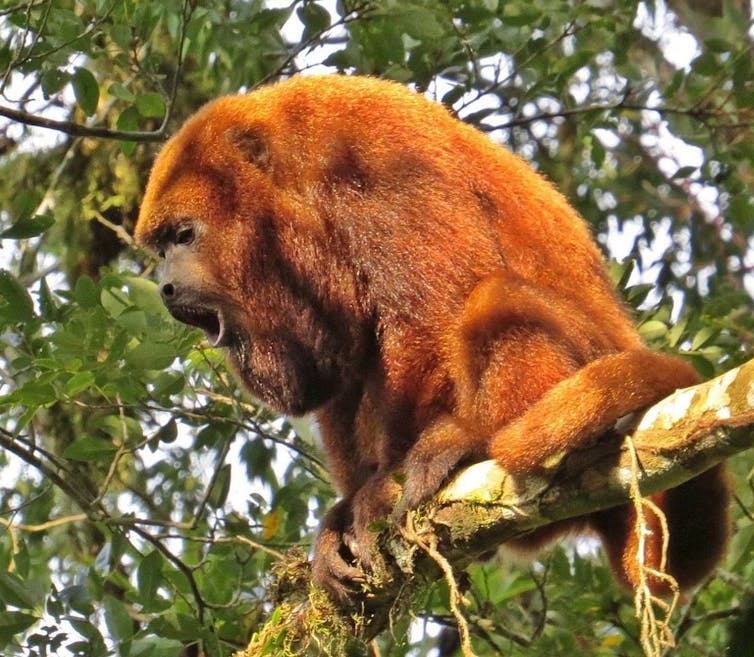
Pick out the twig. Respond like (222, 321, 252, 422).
(233, 535, 285, 560)
(93, 209, 136, 247)
(254, 1, 376, 88)
(0, 103, 168, 141)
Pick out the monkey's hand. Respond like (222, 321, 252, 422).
(349, 474, 402, 571)
(396, 416, 488, 515)
(311, 499, 366, 606)
(312, 476, 401, 605)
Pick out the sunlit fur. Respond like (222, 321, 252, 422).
(136, 75, 728, 603)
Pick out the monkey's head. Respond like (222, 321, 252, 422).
(134, 91, 372, 416)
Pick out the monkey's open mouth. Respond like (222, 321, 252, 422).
(169, 305, 226, 347)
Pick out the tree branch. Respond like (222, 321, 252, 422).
(0, 102, 168, 142)
(239, 358, 754, 656)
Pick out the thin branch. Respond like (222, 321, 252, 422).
(489, 101, 749, 131)
(0, 428, 87, 509)
(0, 102, 168, 141)
(0, 0, 48, 18)
(93, 209, 136, 247)
(0, 0, 194, 142)
(130, 524, 208, 624)
(0, 513, 87, 533)
(254, 1, 376, 89)
(157, 0, 194, 134)
(190, 433, 233, 530)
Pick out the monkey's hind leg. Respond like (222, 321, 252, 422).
(490, 349, 700, 474)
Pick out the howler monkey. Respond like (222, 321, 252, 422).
(135, 75, 728, 604)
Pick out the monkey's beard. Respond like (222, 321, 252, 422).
(226, 327, 338, 417)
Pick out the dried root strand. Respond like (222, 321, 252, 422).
(625, 436, 679, 657)
(401, 512, 479, 657)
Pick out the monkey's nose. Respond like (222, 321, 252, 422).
(160, 282, 176, 304)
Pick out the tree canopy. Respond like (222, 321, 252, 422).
(0, 1, 753, 656)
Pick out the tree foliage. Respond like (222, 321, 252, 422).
(0, 1, 752, 656)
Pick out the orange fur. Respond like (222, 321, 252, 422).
(135, 75, 728, 603)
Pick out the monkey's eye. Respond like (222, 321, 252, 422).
(175, 225, 195, 246)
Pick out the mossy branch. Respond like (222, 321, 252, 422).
(239, 359, 754, 656)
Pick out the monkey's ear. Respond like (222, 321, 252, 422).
(225, 125, 271, 171)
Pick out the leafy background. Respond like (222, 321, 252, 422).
(0, 0, 753, 655)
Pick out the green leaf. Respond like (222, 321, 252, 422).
(667, 316, 688, 348)
(392, 6, 445, 39)
(692, 52, 719, 76)
(202, 557, 242, 606)
(13, 538, 30, 580)
(591, 137, 605, 169)
(68, 618, 106, 654)
(729, 195, 753, 226)
(672, 165, 697, 180)
(5, 382, 57, 408)
(71, 67, 100, 116)
(0, 571, 36, 609)
(117, 105, 140, 131)
(150, 373, 186, 402)
(110, 23, 133, 51)
(66, 370, 95, 395)
(148, 417, 178, 452)
(101, 286, 131, 319)
(733, 54, 752, 87)
(691, 326, 718, 350)
(63, 436, 117, 462)
(11, 190, 41, 220)
(108, 82, 135, 102)
(137, 551, 162, 602)
(496, 573, 537, 602)
(727, 522, 754, 572)
(124, 276, 168, 315)
(0, 270, 34, 324)
(117, 105, 140, 155)
(104, 595, 134, 642)
(549, 546, 572, 579)
(207, 464, 232, 509)
(297, 3, 330, 40)
(638, 320, 668, 340)
(704, 37, 731, 53)
(95, 414, 143, 443)
(38, 277, 59, 320)
(503, 6, 541, 27)
(125, 341, 178, 370)
(664, 70, 684, 98)
(135, 92, 166, 119)
(74, 275, 100, 308)
(0, 611, 37, 640)
(40, 69, 69, 98)
(130, 636, 184, 657)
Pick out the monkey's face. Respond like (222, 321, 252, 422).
(135, 98, 361, 416)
